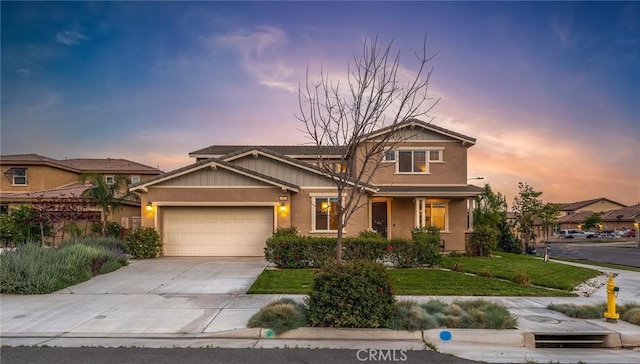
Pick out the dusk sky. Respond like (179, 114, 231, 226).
(2, 1, 638, 207)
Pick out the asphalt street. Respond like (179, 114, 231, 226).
(544, 240, 640, 268)
(0, 347, 478, 364)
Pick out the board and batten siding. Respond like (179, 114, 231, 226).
(232, 156, 336, 187)
(392, 128, 459, 141)
(154, 167, 270, 187)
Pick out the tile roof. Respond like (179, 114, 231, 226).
(189, 145, 346, 158)
(1, 182, 140, 205)
(556, 198, 627, 211)
(362, 118, 477, 145)
(600, 204, 640, 222)
(189, 119, 476, 158)
(62, 158, 161, 174)
(556, 210, 595, 224)
(0, 154, 162, 174)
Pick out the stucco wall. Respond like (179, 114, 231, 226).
(0, 165, 79, 192)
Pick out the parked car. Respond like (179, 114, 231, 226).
(614, 228, 636, 238)
(559, 229, 596, 239)
(599, 230, 616, 238)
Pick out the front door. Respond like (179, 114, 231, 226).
(371, 201, 388, 238)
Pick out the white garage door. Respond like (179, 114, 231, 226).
(162, 206, 273, 256)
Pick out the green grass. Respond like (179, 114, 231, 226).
(440, 252, 600, 291)
(248, 267, 574, 296)
(248, 269, 315, 294)
(549, 258, 640, 273)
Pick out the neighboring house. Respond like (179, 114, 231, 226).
(530, 198, 627, 237)
(556, 204, 640, 232)
(131, 119, 484, 257)
(555, 198, 627, 217)
(0, 154, 163, 232)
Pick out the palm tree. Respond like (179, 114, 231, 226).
(81, 173, 137, 236)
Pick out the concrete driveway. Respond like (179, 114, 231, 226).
(57, 257, 268, 295)
(1, 257, 279, 338)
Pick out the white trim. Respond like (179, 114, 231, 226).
(154, 201, 278, 207)
(363, 121, 476, 145)
(396, 150, 428, 174)
(414, 199, 450, 231)
(311, 195, 341, 232)
(223, 149, 377, 193)
(105, 175, 115, 185)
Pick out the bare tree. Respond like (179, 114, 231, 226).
(297, 36, 438, 263)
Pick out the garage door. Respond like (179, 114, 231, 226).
(162, 207, 273, 256)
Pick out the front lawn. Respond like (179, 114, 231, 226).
(248, 252, 600, 296)
(440, 252, 600, 291)
(248, 268, 574, 296)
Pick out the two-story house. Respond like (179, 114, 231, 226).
(0, 154, 163, 230)
(130, 119, 483, 257)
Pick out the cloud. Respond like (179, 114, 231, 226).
(212, 26, 297, 92)
(56, 28, 88, 46)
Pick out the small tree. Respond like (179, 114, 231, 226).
(81, 173, 137, 236)
(297, 36, 438, 263)
(538, 203, 560, 243)
(470, 185, 507, 256)
(582, 213, 602, 233)
(512, 182, 543, 253)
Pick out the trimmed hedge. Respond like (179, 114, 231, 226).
(265, 235, 441, 269)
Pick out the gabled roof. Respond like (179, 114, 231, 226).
(556, 210, 596, 224)
(189, 145, 345, 158)
(62, 158, 161, 174)
(361, 118, 476, 146)
(0, 154, 162, 175)
(0, 182, 139, 205)
(600, 204, 640, 222)
(130, 157, 300, 193)
(556, 198, 627, 212)
(0, 154, 80, 173)
(221, 147, 378, 192)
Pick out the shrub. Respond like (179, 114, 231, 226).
(388, 301, 438, 331)
(306, 260, 396, 328)
(125, 226, 162, 259)
(478, 270, 493, 278)
(448, 251, 464, 258)
(548, 302, 640, 325)
(358, 229, 386, 240)
(419, 299, 448, 315)
(469, 224, 498, 257)
(247, 298, 308, 335)
(0, 240, 128, 294)
(272, 226, 299, 238)
(497, 222, 522, 254)
(513, 272, 530, 285)
(621, 308, 640, 325)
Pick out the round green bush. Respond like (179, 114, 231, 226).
(306, 260, 396, 328)
(125, 226, 162, 259)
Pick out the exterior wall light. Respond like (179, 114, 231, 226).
(146, 202, 153, 212)
(279, 201, 287, 212)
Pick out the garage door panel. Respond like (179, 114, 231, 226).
(162, 207, 273, 256)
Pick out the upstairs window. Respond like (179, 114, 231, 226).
(398, 151, 426, 173)
(383, 149, 396, 162)
(105, 175, 115, 185)
(130, 175, 140, 184)
(428, 150, 443, 162)
(10, 168, 27, 185)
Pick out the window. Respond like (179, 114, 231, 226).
(398, 151, 426, 173)
(415, 199, 448, 231)
(383, 149, 396, 162)
(428, 150, 443, 162)
(11, 168, 27, 185)
(105, 175, 115, 185)
(313, 197, 340, 231)
(332, 163, 348, 174)
(130, 175, 140, 184)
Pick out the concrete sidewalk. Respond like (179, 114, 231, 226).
(1, 259, 639, 363)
